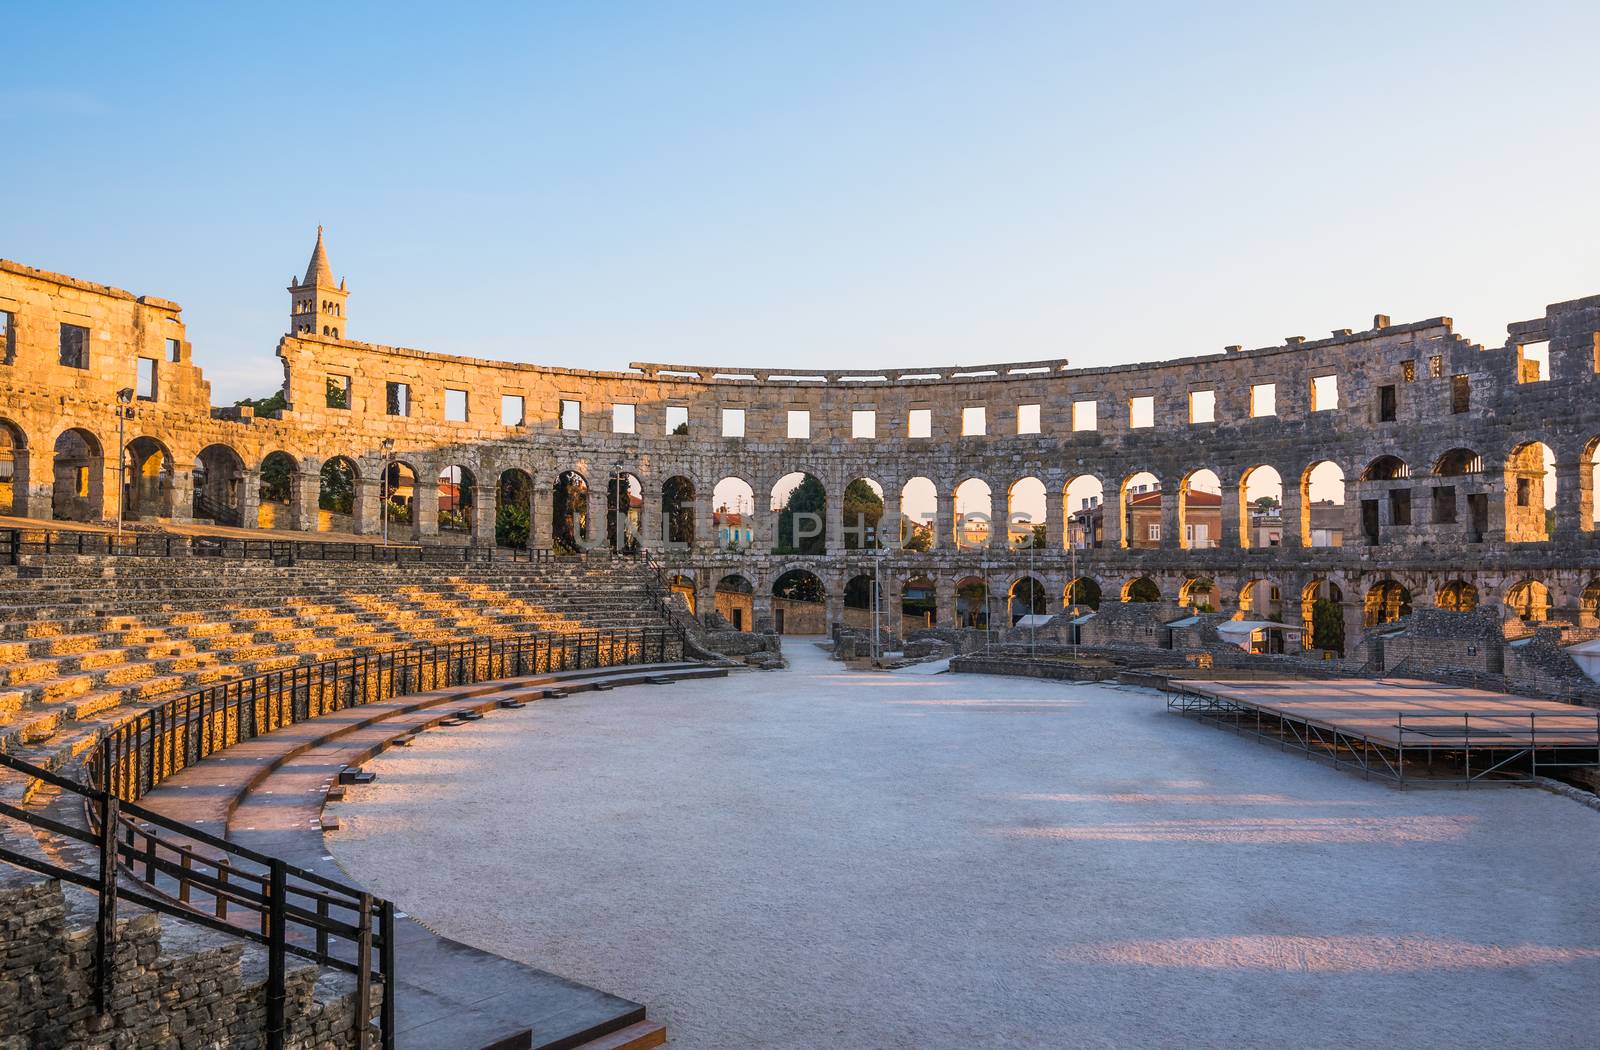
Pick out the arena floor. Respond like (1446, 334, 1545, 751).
(328, 641, 1600, 1050)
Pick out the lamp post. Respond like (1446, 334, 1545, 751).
(114, 388, 134, 540)
(380, 438, 394, 546)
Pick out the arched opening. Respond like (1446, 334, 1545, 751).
(51, 429, 103, 522)
(123, 437, 173, 521)
(1363, 456, 1411, 481)
(1178, 469, 1221, 549)
(1065, 576, 1102, 610)
(1178, 576, 1216, 612)
(712, 477, 755, 551)
(714, 574, 754, 631)
(901, 573, 937, 628)
(1302, 579, 1345, 654)
(1063, 475, 1104, 549)
(1239, 579, 1282, 620)
(552, 470, 587, 552)
(1504, 579, 1551, 622)
(1580, 580, 1600, 628)
(436, 465, 475, 535)
(661, 476, 696, 546)
(842, 478, 884, 549)
(1583, 437, 1600, 533)
(1008, 577, 1046, 623)
(1121, 576, 1160, 603)
(952, 478, 992, 550)
(954, 575, 992, 628)
(380, 461, 416, 537)
(606, 471, 643, 551)
(256, 451, 296, 529)
(1363, 580, 1413, 626)
(843, 573, 876, 627)
(1436, 579, 1479, 612)
(1431, 448, 1486, 542)
(772, 569, 826, 634)
(1357, 456, 1412, 546)
(0, 419, 27, 516)
(1239, 465, 1283, 549)
(316, 456, 359, 532)
(495, 469, 533, 548)
(669, 574, 697, 616)
(899, 477, 937, 550)
(772, 472, 826, 554)
(192, 444, 244, 525)
(1007, 477, 1047, 549)
(1301, 461, 1346, 547)
(1504, 441, 1556, 542)
(1119, 472, 1162, 549)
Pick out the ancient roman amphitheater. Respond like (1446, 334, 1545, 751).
(0, 235, 1597, 1050)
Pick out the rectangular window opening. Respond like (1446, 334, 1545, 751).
(501, 394, 525, 427)
(1129, 395, 1154, 429)
(325, 374, 350, 409)
(1517, 340, 1549, 383)
(1401, 360, 1416, 383)
(0, 311, 12, 364)
(852, 409, 876, 439)
(1378, 384, 1397, 422)
(165, 337, 181, 362)
(665, 405, 689, 435)
(1072, 400, 1097, 432)
(559, 399, 580, 431)
(1451, 375, 1471, 414)
(787, 410, 811, 440)
(962, 406, 986, 436)
(1310, 375, 1338, 412)
(613, 403, 636, 434)
(721, 408, 745, 438)
(1250, 383, 1276, 417)
(385, 382, 410, 417)
(136, 358, 158, 401)
(59, 323, 89, 369)
(445, 388, 469, 422)
(1016, 404, 1040, 435)
(1189, 389, 1215, 424)
(908, 408, 931, 439)
(1428, 355, 1443, 378)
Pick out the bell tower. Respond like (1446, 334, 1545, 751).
(288, 225, 349, 339)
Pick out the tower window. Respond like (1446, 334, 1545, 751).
(59, 323, 89, 369)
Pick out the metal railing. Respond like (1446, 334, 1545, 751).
(0, 526, 553, 566)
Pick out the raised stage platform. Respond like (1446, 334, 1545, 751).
(1167, 678, 1600, 785)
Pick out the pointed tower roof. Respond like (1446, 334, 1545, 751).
(301, 225, 334, 287)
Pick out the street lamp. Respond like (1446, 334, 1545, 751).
(114, 388, 134, 540)
(380, 438, 394, 546)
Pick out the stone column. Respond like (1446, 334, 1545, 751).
(1277, 478, 1302, 548)
(1159, 489, 1180, 549)
(168, 469, 194, 524)
(290, 470, 318, 532)
(826, 487, 845, 554)
(1553, 456, 1584, 541)
(353, 477, 382, 536)
(1106, 490, 1127, 549)
(936, 576, 956, 628)
(879, 490, 900, 551)
(1046, 492, 1064, 551)
(636, 482, 659, 550)
(20, 447, 52, 520)
(1220, 477, 1242, 549)
(586, 486, 608, 549)
(413, 476, 439, 539)
(882, 574, 904, 640)
(238, 469, 261, 530)
(936, 490, 956, 551)
(532, 484, 553, 548)
(470, 484, 496, 547)
(693, 487, 715, 550)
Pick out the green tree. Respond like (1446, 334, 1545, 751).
(235, 389, 287, 419)
(496, 503, 529, 548)
(1126, 577, 1161, 602)
(774, 571, 823, 602)
(318, 459, 354, 514)
(903, 522, 933, 552)
(1311, 598, 1345, 654)
(842, 479, 884, 548)
(777, 474, 827, 553)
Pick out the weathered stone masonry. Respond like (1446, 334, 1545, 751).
(2, 241, 1598, 650)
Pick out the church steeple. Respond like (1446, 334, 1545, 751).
(287, 225, 349, 339)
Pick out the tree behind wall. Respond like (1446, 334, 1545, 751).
(778, 474, 827, 554)
(1311, 598, 1345, 653)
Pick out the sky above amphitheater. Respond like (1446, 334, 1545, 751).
(5, 2, 1598, 403)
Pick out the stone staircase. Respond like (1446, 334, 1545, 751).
(0, 553, 677, 799)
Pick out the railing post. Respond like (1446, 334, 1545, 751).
(95, 791, 119, 1015)
(266, 860, 287, 1050)
(380, 901, 396, 1050)
(354, 892, 373, 1050)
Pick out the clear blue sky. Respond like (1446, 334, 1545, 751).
(5, 1, 1597, 403)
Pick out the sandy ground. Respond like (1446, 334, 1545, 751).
(328, 641, 1600, 1050)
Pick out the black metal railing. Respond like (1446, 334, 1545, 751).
(0, 526, 553, 566)
(0, 750, 397, 1050)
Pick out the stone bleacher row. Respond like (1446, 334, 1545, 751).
(0, 554, 674, 798)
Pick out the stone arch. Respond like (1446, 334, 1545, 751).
(1121, 576, 1161, 603)
(843, 573, 876, 627)
(1362, 455, 1411, 481)
(901, 573, 937, 628)
(1118, 471, 1162, 549)
(842, 477, 885, 550)
(954, 574, 992, 628)
(1436, 579, 1479, 612)
(1063, 474, 1104, 549)
(1504, 441, 1555, 542)
(495, 468, 534, 548)
(0, 418, 28, 516)
(772, 568, 826, 635)
(380, 460, 417, 538)
(668, 573, 698, 616)
(1007, 576, 1047, 622)
(1179, 576, 1216, 611)
(1582, 436, 1600, 533)
(1433, 447, 1484, 477)
(714, 573, 754, 631)
(1178, 469, 1221, 550)
(256, 451, 297, 529)
(606, 470, 643, 551)
(1006, 476, 1047, 550)
(952, 477, 993, 550)
(552, 469, 587, 552)
(712, 476, 756, 551)
(661, 475, 696, 546)
(1239, 578, 1282, 619)
(1065, 576, 1102, 610)
(51, 427, 104, 522)
(1301, 579, 1345, 654)
(899, 476, 937, 550)
(1580, 578, 1600, 628)
(1301, 460, 1346, 547)
(192, 443, 245, 525)
(1363, 579, 1413, 627)
(317, 455, 360, 532)
(1238, 465, 1283, 549)
(772, 472, 826, 554)
(1504, 578, 1551, 622)
(123, 436, 174, 521)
